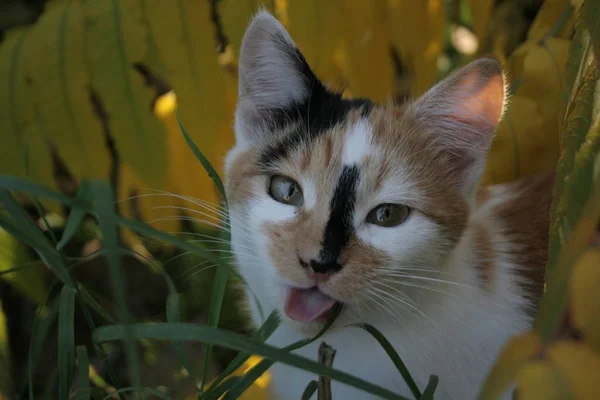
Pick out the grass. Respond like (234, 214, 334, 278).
(0, 114, 436, 400)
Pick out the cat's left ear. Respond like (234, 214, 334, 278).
(409, 57, 507, 195)
(234, 10, 319, 145)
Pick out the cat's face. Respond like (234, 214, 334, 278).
(225, 11, 506, 331)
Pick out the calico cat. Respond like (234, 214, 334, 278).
(224, 10, 554, 400)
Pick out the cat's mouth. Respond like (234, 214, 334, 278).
(283, 286, 336, 323)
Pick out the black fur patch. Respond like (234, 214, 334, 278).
(257, 33, 372, 169)
(313, 165, 360, 272)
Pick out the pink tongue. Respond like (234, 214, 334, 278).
(284, 287, 336, 323)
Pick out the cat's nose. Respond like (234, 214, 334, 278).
(309, 259, 342, 274)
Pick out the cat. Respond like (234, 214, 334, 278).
(224, 10, 554, 400)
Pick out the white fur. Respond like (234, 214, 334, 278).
(342, 119, 374, 167)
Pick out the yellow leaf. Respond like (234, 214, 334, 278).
(0, 28, 58, 214)
(341, 1, 395, 102)
(387, 0, 445, 96)
(547, 342, 600, 399)
(570, 248, 600, 351)
(22, 0, 110, 182)
(283, 0, 346, 90)
(0, 227, 47, 305)
(478, 332, 542, 400)
(468, 0, 494, 41)
(0, 298, 11, 395)
(484, 95, 545, 184)
(527, 0, 575, 42)
(83, 0, 168, 188)
(516, 360, 572, 400)
(483, 38, 570, 184)
(144, 0, 228, 209)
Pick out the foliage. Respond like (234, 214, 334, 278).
(478, 0, 600, 398)
(0, 0, 599, 399)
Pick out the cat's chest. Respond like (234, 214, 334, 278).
(261, 296, 526, 400)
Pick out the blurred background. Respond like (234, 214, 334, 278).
(0, 0, 576, 398)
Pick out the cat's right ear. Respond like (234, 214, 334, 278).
(234, 10, 315, 145)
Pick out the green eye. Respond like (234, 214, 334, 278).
(366, 203, 410, 227)
(268, 176, 303, 206)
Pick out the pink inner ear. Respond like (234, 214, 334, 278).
(459, 72, 505, 130)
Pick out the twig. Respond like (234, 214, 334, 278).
(317, 342, 337, 400)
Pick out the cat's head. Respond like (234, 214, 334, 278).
(225, 11, 506, 331)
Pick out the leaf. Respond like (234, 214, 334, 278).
(419, 375, 439, 400)
(83, 0, 167, 187)
(58, 286, 76, 400)
(206, 310, 280, 393)
(0, 299, 12, 397)
(516, 361, 572, 400)
(142, 0, 229, 213)
(93, 322, 410, 400)
(218, 304, 342, 399)
(549, 64, 599, 271)
(580, 0, 600, 62)
(0, 192, 74, 288)
(165, 293, 194, 380)
(527, 0, 574, 42)
(477, 332, 542, 400)
(57, 182, 90, 250)
(570, 248, 600, 351)
(75, 346, 91, 400)
(89, 180, 141, 389)
(538, 175, 600, 342)
(301, 380, 318, 400)
(28, 297, 60, 399)
(546, 341, 600, 399)
(0, 226, 46, 305)
(467, 0, 494, 40)
(176, 112, 226, 204)
(483, 38, 570, 184)
(386, 0, 445, 97)
(354, 323, 422, 399)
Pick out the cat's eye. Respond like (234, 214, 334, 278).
(366, 203, 410, 227)
(268, 176, 303, 206)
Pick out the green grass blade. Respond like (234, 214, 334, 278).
(207, 304, 341, 399)
(58, 286, 76, 400)
(301, 380, 318, 400)
(0, 190, 47, 243)
(57, 183, 90, 250)
(57, 208, 86, 250)
(204, 377, 242, 400)
(89, 180, 141, 390)
(93, 322, 408, 400)
(75, 346, 90, 400)
(75, 294, 124, 400)
(0, 203, 74, 288)
(27, 294, 60, 399)
(77, 284, 118, 324)
(206, 310, 280, 394)
(354, 323, 422, 399)
(200, 263, 230, 390)
(100, 387, 173, 400)
(175, 112, 226, 203)
(166, 293, 194, 381)
(0, 175, 82, 207)
(0, 261, 43, 277)
(419, 376, 439, 400)
(175, 113, 231, 390)
(117, 216, 221, 263)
